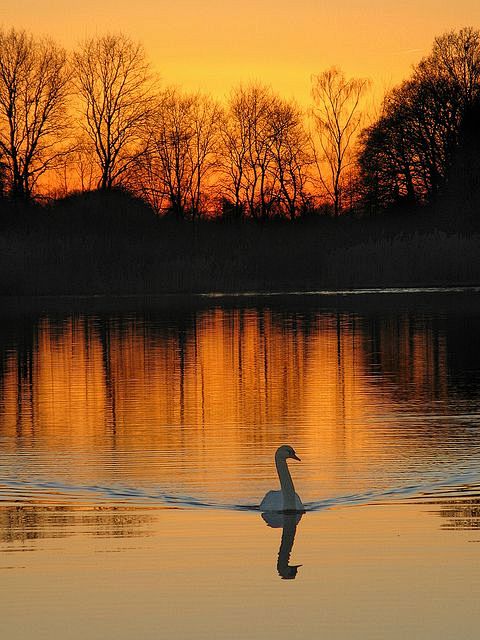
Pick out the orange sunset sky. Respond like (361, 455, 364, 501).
(4, 0, 480, 103)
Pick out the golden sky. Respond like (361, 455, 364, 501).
(3, 0, 480, 103)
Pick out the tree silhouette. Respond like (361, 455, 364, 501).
(221, 84, 311, 219)
(73, 34, 154, 190)
(359, 27, 480, 213)
(268, 98, 312, 219)
(144, 89, 220, 218)
(0, 28, 70, 200)
(311, 68, 369, 216)
(230, 84, 277, 219)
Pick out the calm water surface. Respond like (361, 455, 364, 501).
(1, 291, 480, 639)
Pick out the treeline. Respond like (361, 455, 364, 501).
(359, 28, 480, 225)
(0, 26, 479, 226)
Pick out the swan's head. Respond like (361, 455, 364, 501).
(276, 445, 301, 462)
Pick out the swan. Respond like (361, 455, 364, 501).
(260, 445, 304, 512)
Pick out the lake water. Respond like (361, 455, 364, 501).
(1, 290, 480, 639)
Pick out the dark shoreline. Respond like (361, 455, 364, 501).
(2, 191, 479, 299)
(2, 286, 480, 318)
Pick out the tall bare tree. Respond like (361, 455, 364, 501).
(73, 34, 154, 190)
(143, 89, 220, 218)
(311, 68, 369, 215)
(221, 84, 312, 219)
(221, 84, 278, 219)
(219, 90, 250, 217)
(0, 28, 71, 200)
(269, 98, 312, 218)
(240, 84, 277, 219)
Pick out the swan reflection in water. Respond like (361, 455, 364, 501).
(260, 445, 305, 579)
(262, 510, 303, 579)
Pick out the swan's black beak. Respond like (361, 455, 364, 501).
(292, 453, 301, 461)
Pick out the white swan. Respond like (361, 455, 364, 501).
(260, 445, 304, 512)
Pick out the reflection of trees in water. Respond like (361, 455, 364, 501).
(0, 302, 479, 454)
(435, 496, 480, 530)
(0, 504, 155, 544)
(444, 317, 480, 394)
(362, 314, 448, 402)
(362, 311, 480, 402)
(0, 308, 316, 441)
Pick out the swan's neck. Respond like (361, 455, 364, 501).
(275, 455, 296, 510)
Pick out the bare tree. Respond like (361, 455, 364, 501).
(73, 34, 154, 190)
(221, 84, 278, 219)
(0, 28, 71, 200)
(240, 84, 277, 219)
(146, 88, 220, 218)
(430, 27, 480, 109)
(220, 85, 312, 219)
(219, 89, 250, 218)
(187, 94, 221, 216)
(311, 67, 369, 215)
(269, 98, 312, 218)
(125, 148, 167, 214)
(51, 143, 98, 196)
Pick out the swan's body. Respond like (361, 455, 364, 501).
(260, 445, 304, 512)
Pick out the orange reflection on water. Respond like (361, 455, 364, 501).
(1, 302, 479, 640)
(0, 306, 458, 506)
(1, 316, 108, 448)
(1, 311, 448, 434)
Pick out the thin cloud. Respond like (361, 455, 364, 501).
(393, 48, 424, 56)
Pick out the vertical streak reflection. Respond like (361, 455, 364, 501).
(0, 305, 476, 501)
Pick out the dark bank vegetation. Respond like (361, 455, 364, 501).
(0, 189, 478, 295)
(0, 26, 479, 294)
